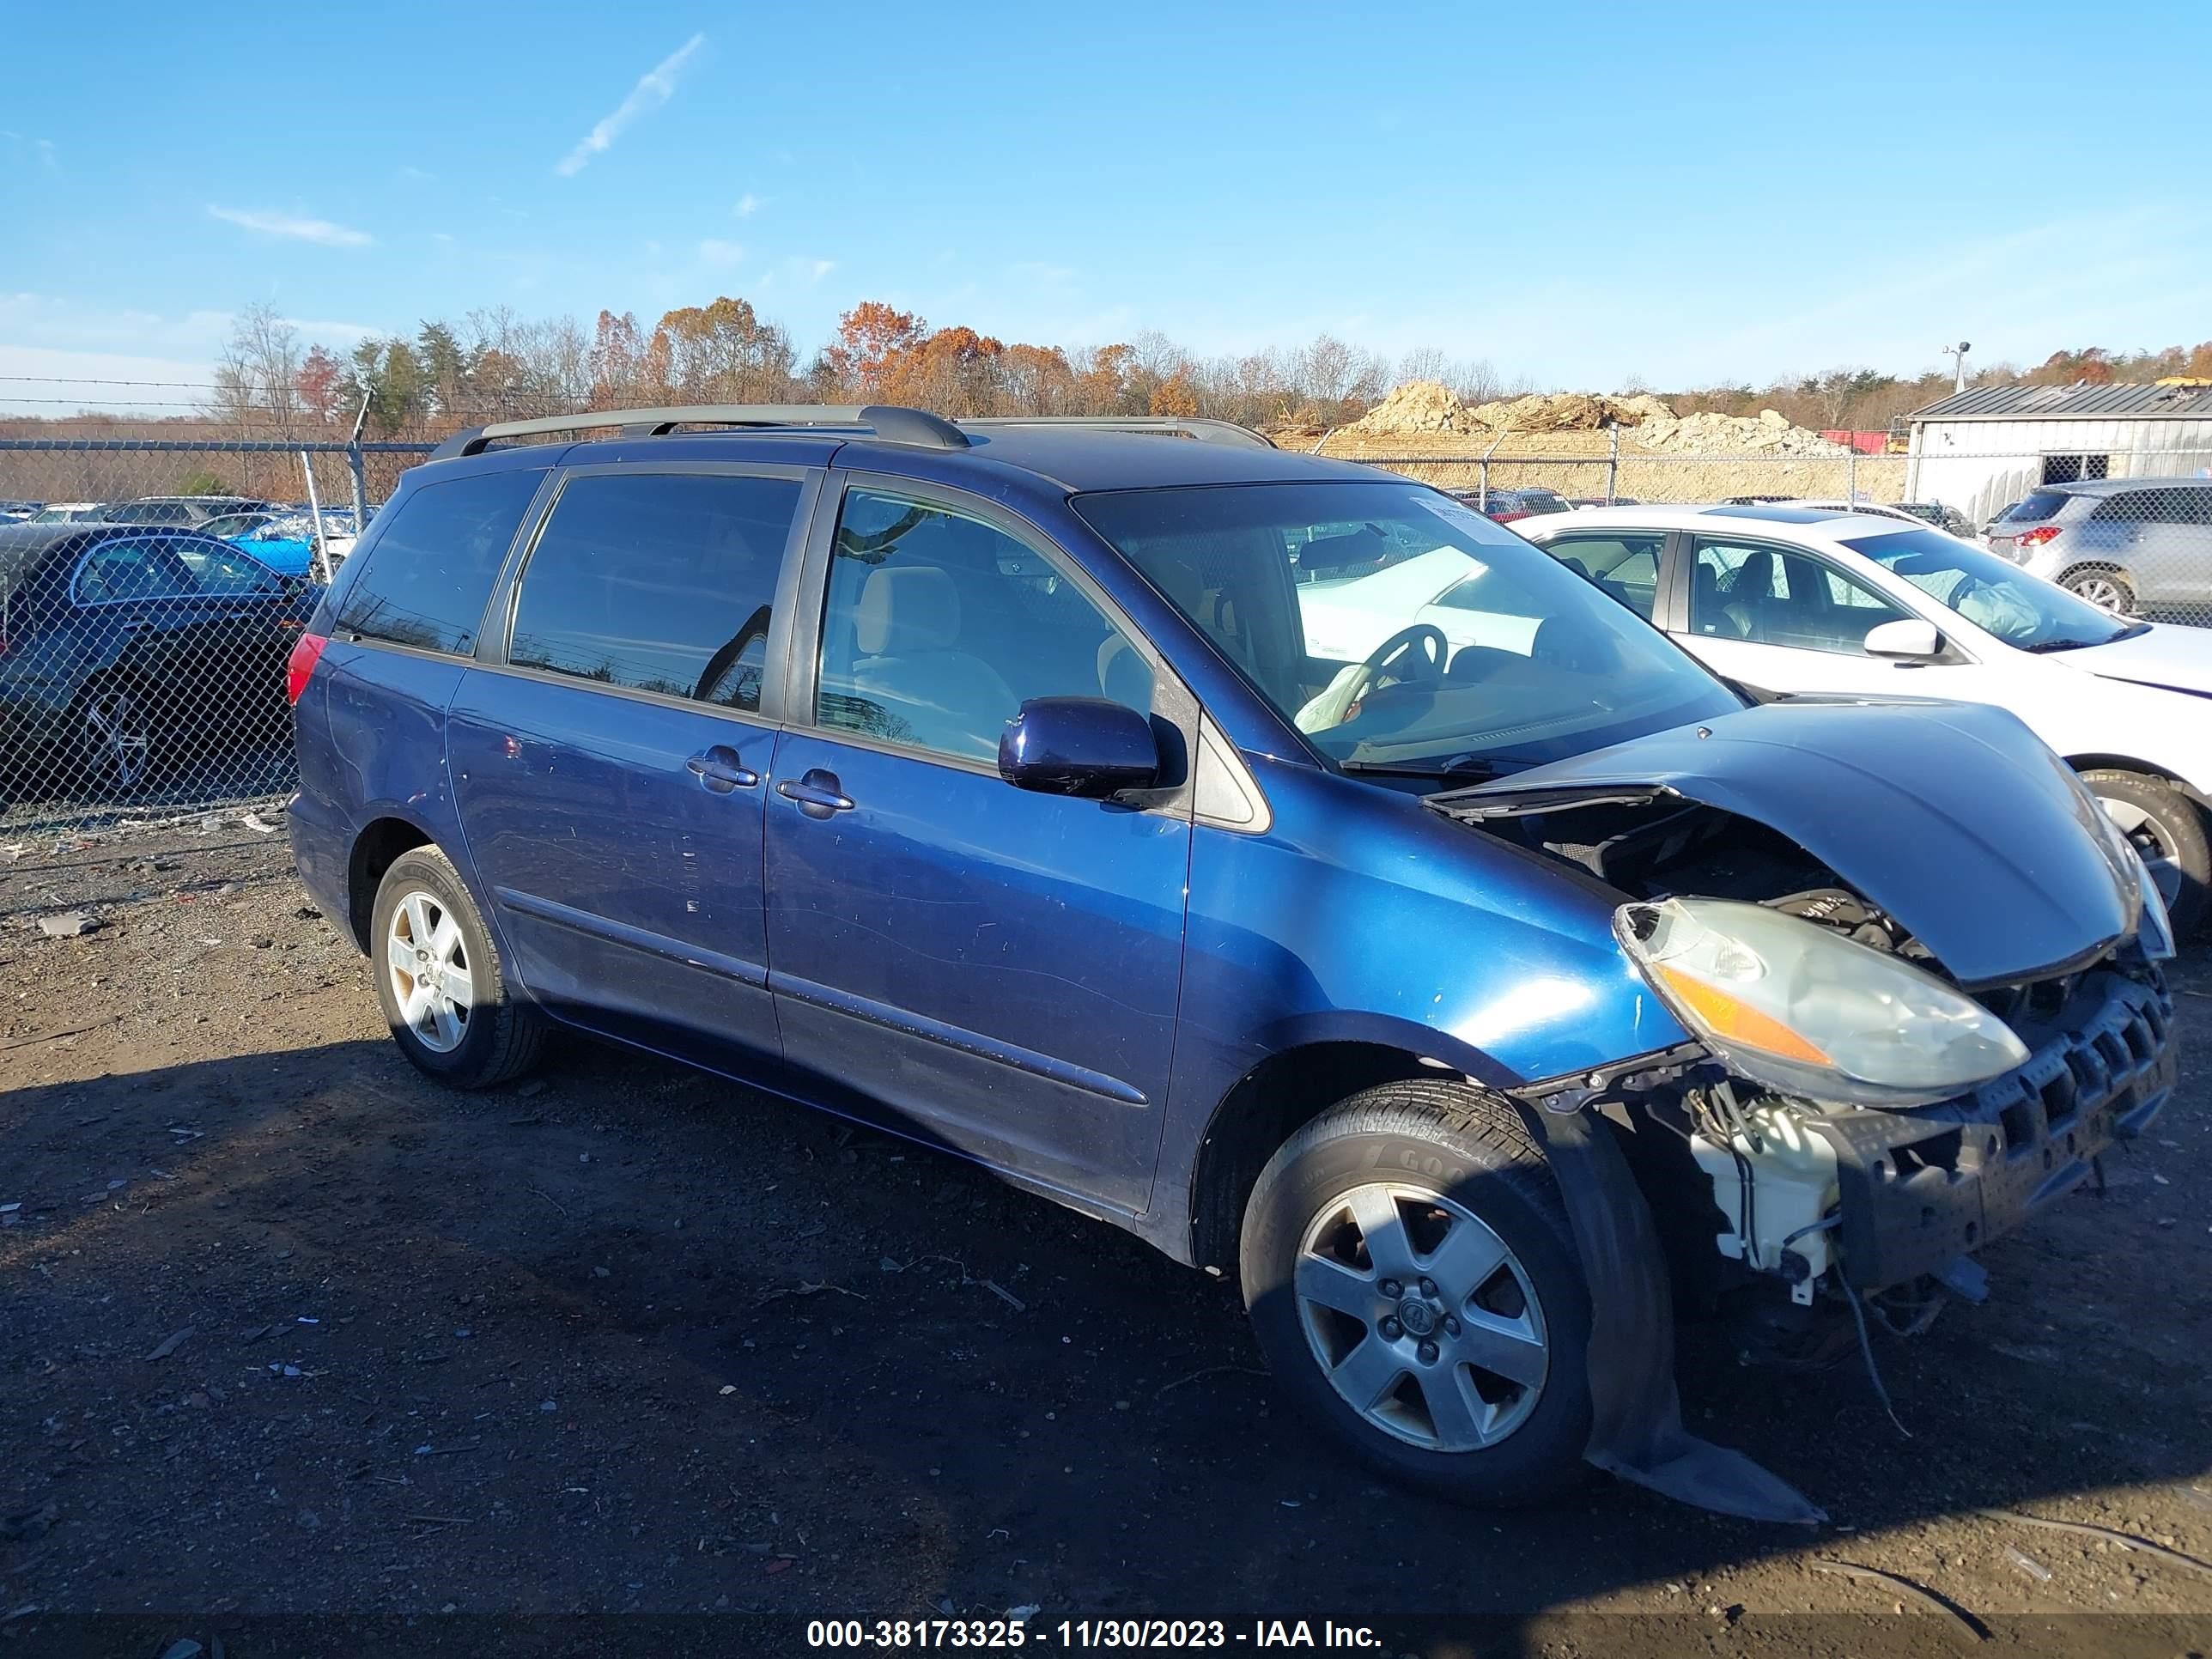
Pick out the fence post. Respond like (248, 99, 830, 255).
(1478, 459, 1489, 509)
(301, 451, 333, 586)
(347, 392, 371, 526)
(1845, 447, 1857, 502)
(1606, 423, 1620, 504)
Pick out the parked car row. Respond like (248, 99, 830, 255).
(284, 404, 2175, 1520)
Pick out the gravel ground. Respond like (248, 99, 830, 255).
(2, 821, 2209, 1654)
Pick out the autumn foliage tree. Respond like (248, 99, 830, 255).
(820, 301, 927, 396)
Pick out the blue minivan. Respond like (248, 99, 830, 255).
(287, 405, 2176, 1515)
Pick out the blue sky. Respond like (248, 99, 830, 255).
(3, 0, 2209, 413)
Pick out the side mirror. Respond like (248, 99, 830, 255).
(1864, 617, 1943, 661)
(998, 696, 1159, 798)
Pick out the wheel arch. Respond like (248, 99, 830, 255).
(345, 814, 438, 951)
(1185, 1030, 1522, 1273)
(2067, 754, 2212, 813)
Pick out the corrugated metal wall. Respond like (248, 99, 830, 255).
(1906, 417, 2212, 523)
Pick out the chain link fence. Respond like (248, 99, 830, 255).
(0, 440, 434, 866)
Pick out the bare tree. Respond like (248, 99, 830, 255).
(216, 302, 305, 441)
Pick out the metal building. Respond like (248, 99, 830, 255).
(1905, 382, 2212, 524)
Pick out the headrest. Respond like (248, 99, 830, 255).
(855, 565, 961, 656)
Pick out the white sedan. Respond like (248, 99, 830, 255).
(1517, 503, 2212, 928)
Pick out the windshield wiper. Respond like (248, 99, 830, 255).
(2026, 623, 2148, 653)
(1339, 752, 1528, 782)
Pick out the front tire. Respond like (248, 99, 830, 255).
(2081, 769, 2209, 934)
(369, 845, 546, 1088)
(1239, 1080, 1594, 1505)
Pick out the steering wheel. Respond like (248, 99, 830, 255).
(1340, 622, 1448, 714)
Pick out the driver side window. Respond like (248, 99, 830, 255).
(815, 488, 1155, 765)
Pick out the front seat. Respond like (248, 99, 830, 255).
(1721, 550, 1772, 640)
(846, 566, 1017, 760)
(1692, 563, 1742, 638)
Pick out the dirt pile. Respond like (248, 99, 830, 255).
(1339, 380, 1476, 435)
(1341, 382, 1682, 438)
(1632, 407, 1849, 457)
(1465, 391, 1676, 431)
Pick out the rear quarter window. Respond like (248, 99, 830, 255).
(334, 468, 546, 654)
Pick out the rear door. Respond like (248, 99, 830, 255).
(763, 475, 1191, 1212)
(448, 464, 815, 1074)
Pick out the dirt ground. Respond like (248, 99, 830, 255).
(3, 818, 2210, 1653)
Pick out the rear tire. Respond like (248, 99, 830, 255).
(73, 679, 155, 799)
(369, 846, 546, 1088)
(2061, 565, 2136, 616)
(1239, 1079, 1595, 1506)
(2081, 769, 2209, 935)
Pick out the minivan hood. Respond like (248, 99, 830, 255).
(2056, 622, 2212, 697)
(1435, 698, 2135, 988)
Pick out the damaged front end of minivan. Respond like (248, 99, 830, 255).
(1430, 698, 2178, 1517)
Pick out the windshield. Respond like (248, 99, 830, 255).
(1074, 481, 1739, 775)
(1842, 528, 2133, 651)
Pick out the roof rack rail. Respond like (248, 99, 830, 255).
(429, 404, 969, 461)
(957, 416, 1276, 450)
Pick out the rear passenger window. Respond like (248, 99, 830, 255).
(336, 469, 545, 654)
(815, 488, 1153, 763)
(507, 471, 800, 709)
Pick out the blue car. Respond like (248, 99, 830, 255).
(285, 405, 2177, 1514)
(201, 508, 362, 579)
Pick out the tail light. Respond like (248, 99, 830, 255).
(286, 631, 330, 706)
(2014, 525, 2061, 549)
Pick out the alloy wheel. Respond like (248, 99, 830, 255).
(2069, 574, 2129, 614)
(1294, 1182, 1549, 1453)
(81, 687, 151, 793)
(386, 890, 474, 1053)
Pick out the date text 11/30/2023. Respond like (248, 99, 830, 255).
(805, 1618, 1386, 1649)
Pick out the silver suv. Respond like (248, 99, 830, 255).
(1988, 477, 2212, 616)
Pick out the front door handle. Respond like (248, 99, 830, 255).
(776, 768, 855, 819)
(684, 746, 759, 795)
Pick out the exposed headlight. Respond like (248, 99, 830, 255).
(1617, 896, 2029, 1108)
(2132, 855, 2178, 962)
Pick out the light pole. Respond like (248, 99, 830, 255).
(1941, 340, 1972, 394)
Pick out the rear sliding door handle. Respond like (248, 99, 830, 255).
(684, 747, 759, 795)
(776, 769, 855, 818)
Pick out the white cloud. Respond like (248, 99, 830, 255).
(1, 131, 58, 171)
(1011, 260, 1077, 286)
(556, 33, 707, 177)
(733, 193, 763, 218)
(697, 239, 745, 268)
(208, 205, 374, 248)
(399, 165, 435, 182)
(804, 258, 835, 283)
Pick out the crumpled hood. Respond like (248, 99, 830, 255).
(1435, 698, 2136, 988)
(2054, 622, 2212, 697)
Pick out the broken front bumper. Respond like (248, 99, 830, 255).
(1811, 968, 2174, 1292)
